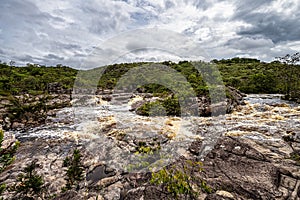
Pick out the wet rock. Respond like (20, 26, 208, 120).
(0, 93, 71, 130)
(86, 164, 116, 185)
(215, 190, 235, 199)
(189, 139, 203, 156)
(101, 95, 112, 102)
(131, 86, 244, 117)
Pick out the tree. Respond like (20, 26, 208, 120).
(276, 52, 300, 65)
(62, 149, 84, 191)
(275, 52, 300, 99)
(9, 61, 15, 66)
(14, 160, 44, 199)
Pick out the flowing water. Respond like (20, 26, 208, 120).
(9, 93, 300, 171)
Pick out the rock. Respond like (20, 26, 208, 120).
(103, 181, 123, 200)
(11, 122, 25, 130)
(95, 176, 121, 189)
(188, 139, 203, 156)
(215, 190, 235, 199)
(205, 193, 234, 200)
(123, 186, 170, 200)
(86, 164, 116, 185)
(0, 93, 71, 130)
(53, 190, 83, 200)
(131, 86, 244, 117)
(201, 137, 300, 199)
(47, 82, 70, 94)
(101, 95, 112, 102)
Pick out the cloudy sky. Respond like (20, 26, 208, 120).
(0, 0, 299, 68)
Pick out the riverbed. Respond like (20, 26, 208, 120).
(2, 93, 300, 199)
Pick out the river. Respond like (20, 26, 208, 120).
(2, 93, 300, 199)
(8, 94, 300, 168)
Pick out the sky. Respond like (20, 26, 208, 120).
(0, 0, 300, 69)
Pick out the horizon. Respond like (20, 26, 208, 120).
(0, 57, 289, 70)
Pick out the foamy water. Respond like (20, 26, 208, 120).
(9, 94, 300, 172)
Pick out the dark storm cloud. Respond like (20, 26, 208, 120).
(44, 54, 65, 61)
(232, 0, 300, 44)
(226, 37, 274, 50)
(14, 54, 39, 63)
(237, 13, 300, 43)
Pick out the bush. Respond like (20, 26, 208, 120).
(150, 159, 212, 199)
(137, 96, 181, 117)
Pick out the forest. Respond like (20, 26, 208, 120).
(1, 54, 300, 101)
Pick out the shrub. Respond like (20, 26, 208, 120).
(150, 159, 212, 199)
(14, 160, 44, 199)
(290, 151, 300, 165)
(62, 149, 84, 191)
(137, 96, 181, 117)
(0, 130, 19, 199)
(0, 130, 19, 173)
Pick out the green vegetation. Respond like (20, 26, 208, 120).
(0, 130, 19, 199)
(290, 152, 300, 165)
(215, 54, 300, 99)
(1, 55, 300, 99)
(1, 53, 300, 120)
(62, 149, 84, 192)
(0, 63, 77, 95)
(0, 62, 76, 128)
(13, 160, 45, 199)
(137, 96, 181, 116)
(0, 130, 19, 173)
(150, 159, 212, 199)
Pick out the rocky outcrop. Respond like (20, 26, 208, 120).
(225, 86, 246, 113)
(0, 93, 71, 130)
(1, 132, 299, 200)
(122, 136, 300, 199)
(2, 93, 300, 199)
(47, 82, 72, 94)
(129, 86, 245, 117)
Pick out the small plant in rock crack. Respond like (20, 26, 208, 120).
(290, 151, 300, 164)
(150, 159, 212, 200)
(13, 160, 44, 199)
(0, 130, 19, 173)
(0, 130, 19, 199)
(62, 149, 84, 192)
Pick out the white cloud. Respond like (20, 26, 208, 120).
(0, 0, 299, 67)
(261, 0, 300, 16)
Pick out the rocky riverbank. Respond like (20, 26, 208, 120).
(1, 94, 300, 199)
(0, 93, 71, 130)
(0, 86, 244, 131)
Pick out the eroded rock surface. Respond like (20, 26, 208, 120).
(1, 94, 300, 199)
